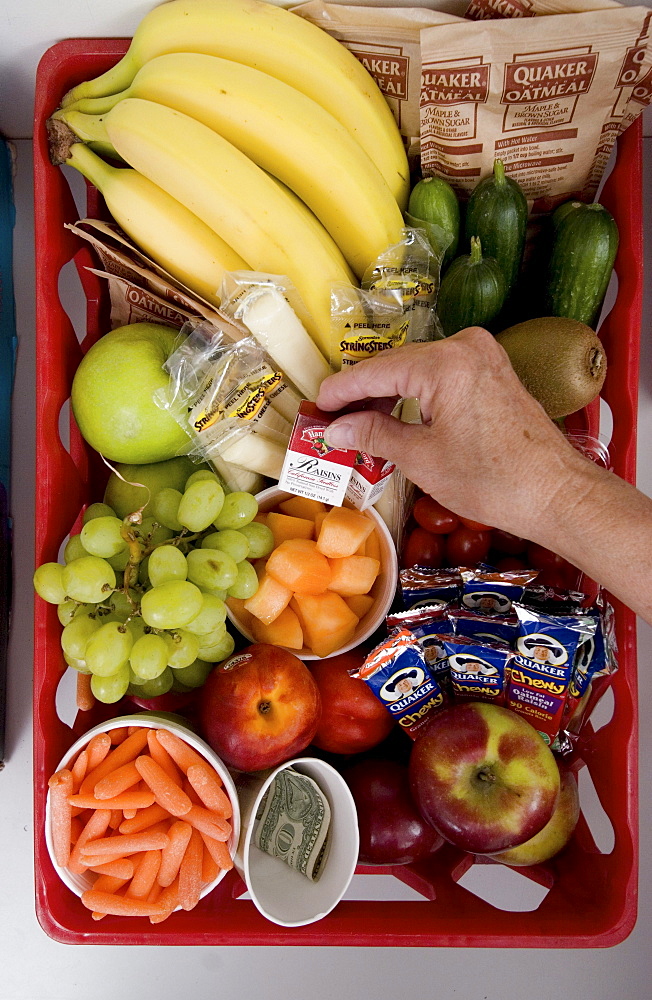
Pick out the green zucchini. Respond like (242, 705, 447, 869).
(436, 236, 506, 338)
(407, 176, 460, 269)
(545, 202, 619, 328)
(464, 159, 527, 300)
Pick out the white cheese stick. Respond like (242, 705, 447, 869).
(221, 430, 287, 480)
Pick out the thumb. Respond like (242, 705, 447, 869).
(323, 409, 428, 465)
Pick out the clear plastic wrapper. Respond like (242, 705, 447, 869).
(219, 272, 331, 401)
(157, 321, 298, 481)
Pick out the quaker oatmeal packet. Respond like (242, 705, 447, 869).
(419, 6, 652, 209)
(293, 1, 465, 150)
(466, 0, 621, 21)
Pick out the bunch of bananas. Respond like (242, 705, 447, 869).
(48, 0, 409, 356)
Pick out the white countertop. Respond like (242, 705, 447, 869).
(2, 2, 652, 996)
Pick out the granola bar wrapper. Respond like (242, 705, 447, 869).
(387, 603, 458, 693)
(508, 603, 596, 745)
(354, 627, 446, 738)
(460, 567, 538, 616)
(449, 607, 520, 646)
(419, 5, 652, 209)
(399, 566, 463, 609)
(442, 634, 512, 704)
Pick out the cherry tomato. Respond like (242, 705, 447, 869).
(494, 556, 528, 572)
(526, 542, 569, 573)
(458, 516, 493, 532)
(491, 529, 527, 556)
(445, 527, 491, 566)
(412, 497, 459, 534)
(402, 527, 445, 569)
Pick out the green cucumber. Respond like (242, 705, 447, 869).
(436, 237, 506, 338)
(545, 201, 619, 328)
(464, 159, 528, 300)
(407, 176, 460, 269)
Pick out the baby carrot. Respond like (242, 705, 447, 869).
(147, 730, 182, 784)
(76, 671, 95, 712)
(118, 803, 171, 835)
(88, 858, 135, 879)
(48, 768, 74, 867)
(85, 732, 112, 771)
(80, 852, 129, 868)
(178, 828, 204, 911)
(108, 809, 123, 830)
(71, 750, 88, 793)
(186, 763, 232, 818)
(68, 789, 156, 811)
(80, 890, 166, 918)
(93, 761, 141, 800)
(92, 873, 129, 894)
(201, 844, 219, 885)
(68, 808, 112, 874)
(155, 729, 206, 775)
(134, 755, 192, 817)
(79, 829, 169, 858)
(157, 821, 192, 888)
(70, 815, 84, 845)
(149, 876, 179, 924)
(126, 849, 162, 900)
(183, 777, 203, 806)
(200, 831, 234, 872)
(79, 728, 149, 795)
(109, 727, 128, 745)
(185, 804, 231, 842)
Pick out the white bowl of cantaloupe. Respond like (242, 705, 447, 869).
(226, 487, 398, 660)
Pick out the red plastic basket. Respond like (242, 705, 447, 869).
(33, 38, 641, 947)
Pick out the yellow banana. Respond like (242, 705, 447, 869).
(64, 53, 404, 279)
(49, 136, 246, 306)
(61, 0, 409, 209)
(100, 97, 356, 356)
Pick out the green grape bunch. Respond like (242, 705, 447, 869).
(33, 470, 274, 705)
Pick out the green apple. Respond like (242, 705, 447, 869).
(103, 456, 211, 520)
(71, 323, 190, 464)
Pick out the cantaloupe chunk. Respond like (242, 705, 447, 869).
(313, 509, 329, 540)
(250, 606, 304, 650)
(316, 506, 375, 558)
(226, 597, 256, 633)
(291, 592, 360, 658)
(328, 555, 380, 596)
(344, 594, 375, 619)
(267, 511, 314, 547)
(278, 496, 326, 520)
(364, 527, 381, 562)
(243, 572, 292, 624)
(266, 539, 332, 595)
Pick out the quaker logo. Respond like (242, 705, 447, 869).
(462, 590, 513, 615)
(502, 53, 598, 103)
(350, 50, 409, 101)
(516, 633, 568, 666)
(422, 639, 447, 665)
(301, 426, 335, 457)
(421, 62, 490, 105)
(379, 665, 426, 702)
(449, 654, 498, 677)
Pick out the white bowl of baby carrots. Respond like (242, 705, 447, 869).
(45, 713, 240, 923)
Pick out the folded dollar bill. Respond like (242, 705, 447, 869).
(253, 767, 331, 882)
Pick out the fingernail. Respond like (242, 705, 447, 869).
(324, 419, 355, 448)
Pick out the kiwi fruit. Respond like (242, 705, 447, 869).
(495, 316, 606, 419)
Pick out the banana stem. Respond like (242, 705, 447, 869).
(62, 53, 137, 108)
(64, 91, 127, 116)
(60, 140, 116, 190)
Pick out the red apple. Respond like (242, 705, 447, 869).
(198, 643, 321, 772)
(310, 650, 394, 755)
(409, 701, 560, 855)
(344, 758, 444, 866)
(487, 768, 580, 866)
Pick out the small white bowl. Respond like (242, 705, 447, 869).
(227, 486, 398, 660)
(233, 756, 359, 927)
(45, 712, 240, 906)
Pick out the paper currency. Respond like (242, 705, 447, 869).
(253, 768, 331, 882)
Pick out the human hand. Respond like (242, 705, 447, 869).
(316, 327, 587, 541)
